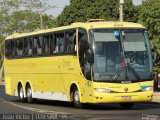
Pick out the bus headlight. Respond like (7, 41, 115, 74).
(141, 87, 153, 92)
(94, 88, 112, 93)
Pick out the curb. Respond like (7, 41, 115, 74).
(152, 92, 160, 103)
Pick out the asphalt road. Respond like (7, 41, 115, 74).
(0, 85, 160, 120)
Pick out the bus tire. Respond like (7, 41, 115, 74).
(120, 103, 134, 109)
(18, 84, 26, 102)
(72, 87, 83, 108)
(26, 84, 33, 103)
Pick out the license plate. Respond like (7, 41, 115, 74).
(121, 96, 131, 100)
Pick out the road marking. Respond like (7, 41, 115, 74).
(0, 99, 69, 114)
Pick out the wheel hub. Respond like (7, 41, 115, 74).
(74, 90, 79, 104)
(20, 88, 24, 99)
(27, 88, 32, 97)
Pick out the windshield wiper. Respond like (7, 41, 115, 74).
(112, 58, 141, 81)
(112, 57, 125, 81)
(127, 63, 141, 80)
(112, 67, 122, 81)
(112, 30, 141, 81)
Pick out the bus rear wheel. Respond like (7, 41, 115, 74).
(18, 84, 26, 102)
(72, 87, 83, 108)
(26, 84, 33, 103)
(120, 103, 134, 109)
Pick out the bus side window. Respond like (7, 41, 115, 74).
(15, 39, 23, 57)
(43, 35, 51, 55)
(33, 37, 38, 55)
(53, 34, 58, 54)
(24, 38, 28, 56)
(78, 28, 91, 80)
(37, 36, 43, 55)
(5, 41, 11, 58)
(78, 29, 88, 66)
(58, 33, 65, 54)
(15, 40, 18, 57)
(51, 34, 56, 55)
(24, 38, 32, 56)
(53, 33, 64, 54)
(65, 30, 76, 54)
(33, 36, 43, 56)
(10, 40, 15, 58)
(29, 38, 33, 56)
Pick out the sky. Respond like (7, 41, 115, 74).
(46, 0, 70, 17)
(46, 0, 142, 17)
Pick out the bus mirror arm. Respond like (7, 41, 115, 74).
(86, 49, 94, 64)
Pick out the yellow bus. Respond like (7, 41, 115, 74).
(4, 20, 153, 109)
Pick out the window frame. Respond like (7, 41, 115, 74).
(4, 28, 86, 59)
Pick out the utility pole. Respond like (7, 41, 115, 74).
(119, 0, 124, 22)
(40, 12, 43, 29)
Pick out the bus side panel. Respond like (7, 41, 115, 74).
(4, 76, 12, 96)
(4, 74, 23, 96)
(60, 56, 92, 103)
(4, 56, 90, 102)
(58, 56, 83, 101)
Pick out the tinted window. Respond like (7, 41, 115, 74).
(53, 33, 64, 54)
(43, 34, 51, 55)
(24, 37, 32, 56)
(58, 33, 65, 54)
(5, 41, 11, 58)
(65, 30, 76, 54)
(15, 39, 23, 57)
(33, 36, 43, 55)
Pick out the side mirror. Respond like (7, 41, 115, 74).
(86, 49, 94, 64)
(81, 41, 89, 50)
(80, 35, 89, 50)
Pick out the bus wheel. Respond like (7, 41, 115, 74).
(18, 84, 26, 102)
(72, 87, 83, 108)
(120, 103, 134, 109)
(26, 84, 33, 103)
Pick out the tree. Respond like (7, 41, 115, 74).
(24, 0, 55, 29)
(123, 0, 139, 22)
(56, 0, 137, 26)
(5, 10, 56, 34)
(0, 0, 56, 80)
(138, 0, 160, 73)
(0, 0, 56, 36)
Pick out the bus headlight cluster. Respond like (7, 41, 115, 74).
(94, 88, 112, 93)
(141, 87, 153, 92)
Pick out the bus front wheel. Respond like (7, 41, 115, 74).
(18, 84, 26, 102)
(26, 84, 33, 103)
(120, 103, 134, 109)
(72, 87, 83, 108)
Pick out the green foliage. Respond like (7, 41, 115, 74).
(0, 0, 56, 37)
(138, 0, 160, 73)
(138, 0, 160, 40)
(123, 0, 139, 22)
(4, 10, 56, 34)
(0, 0, 56, 67)
(57, 0, 136, 26)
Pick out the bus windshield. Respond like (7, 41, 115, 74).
(91, 29, 152, 82)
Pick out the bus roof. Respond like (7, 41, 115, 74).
(5, 21, 145, 40)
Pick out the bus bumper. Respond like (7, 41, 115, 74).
(92, 91, 153, 103)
